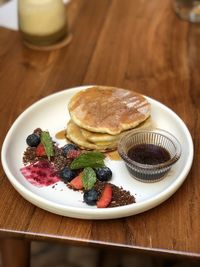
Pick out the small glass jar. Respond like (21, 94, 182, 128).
(118, 128, 181, 183)
(173, 0, 200, 22)
(18, 0, 68, 46)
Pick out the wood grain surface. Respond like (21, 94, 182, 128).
(0, 0, 199, 259)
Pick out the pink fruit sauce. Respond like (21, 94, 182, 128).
(20, 161, 60, 187)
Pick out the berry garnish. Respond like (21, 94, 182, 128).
(67, 149, 81, 159)
(26, 133, 40, 147)
(62, 143, 79, 156)
(97, 184, 112, 208)
(33, 128, 42, 136)
(35, 143, 46, 156)
(95, 167, 112, 182)
(70, 174, 83, 190)
(21, 128, 136, 208)
(60, 167, 77, 182)
(83, 189, 99, 206)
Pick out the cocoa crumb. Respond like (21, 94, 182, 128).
(94, 181, 135, 207)
(23, 141, 73, 172)
(109, 184, 135, 207)
(23, 147, 37, 165)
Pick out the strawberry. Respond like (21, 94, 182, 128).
(69, 174, 83, 190)
(67, 149, 81, 159)
(97, 184, 112, 208)
(36, 143, 46, 157)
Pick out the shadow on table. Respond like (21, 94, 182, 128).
(29, 241, 200, 267)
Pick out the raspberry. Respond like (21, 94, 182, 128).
(67, 150, 81, 159)
(62, 143, 79, 156)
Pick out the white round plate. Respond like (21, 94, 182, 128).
(1, 86, 194, 219)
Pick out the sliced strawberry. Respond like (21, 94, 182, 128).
(36, 143, 46, 157)
(70, 174, 83, 190)
(67, 149, 81, 159)
(97, 184, 112, 208)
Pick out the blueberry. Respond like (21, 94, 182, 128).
(26, 133, 40, 147)
(94, 167, 112, 182)
(62, 143, 79, 156)
(83, 189, 99, 206)
(60, 167, 77, 182)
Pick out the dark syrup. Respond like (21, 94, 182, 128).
(128, 144, 171, 165)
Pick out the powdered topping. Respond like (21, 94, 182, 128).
(68, 86, 150, 135)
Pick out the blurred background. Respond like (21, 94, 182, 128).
(1, 240, 200, 267)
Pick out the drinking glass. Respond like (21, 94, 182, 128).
(18, 0, 68, 46)
(173, 0, 200, 22)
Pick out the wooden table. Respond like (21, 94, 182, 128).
(0, 0, 199, 266)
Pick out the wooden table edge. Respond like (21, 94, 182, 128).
(0, 230, 199, 259)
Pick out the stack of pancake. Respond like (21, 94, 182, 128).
(66, 86, 151, 152)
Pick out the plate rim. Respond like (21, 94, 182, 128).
(1, 85, 194, 219)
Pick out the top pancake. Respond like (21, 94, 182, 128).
(68, 86, 151, 135)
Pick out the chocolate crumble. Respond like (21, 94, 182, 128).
(94, 181, 135, 207)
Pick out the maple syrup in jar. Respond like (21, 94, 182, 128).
(127, 144, 171, 165)
(118, 129, 181, 182)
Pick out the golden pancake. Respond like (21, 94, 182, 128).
(80, 119, 153, 144)
(80, 127, 121, 143)
(66, 120, 118, 152)
(68, 86, 150, 135)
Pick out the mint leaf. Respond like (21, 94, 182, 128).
(70, 151, 105, 170)
(41, 131, 54, 160)
(83, 167, 97, 190)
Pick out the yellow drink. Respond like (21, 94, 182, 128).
(18, 0, 68, 46)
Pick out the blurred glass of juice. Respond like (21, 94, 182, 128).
(18, 0, 68, 46)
